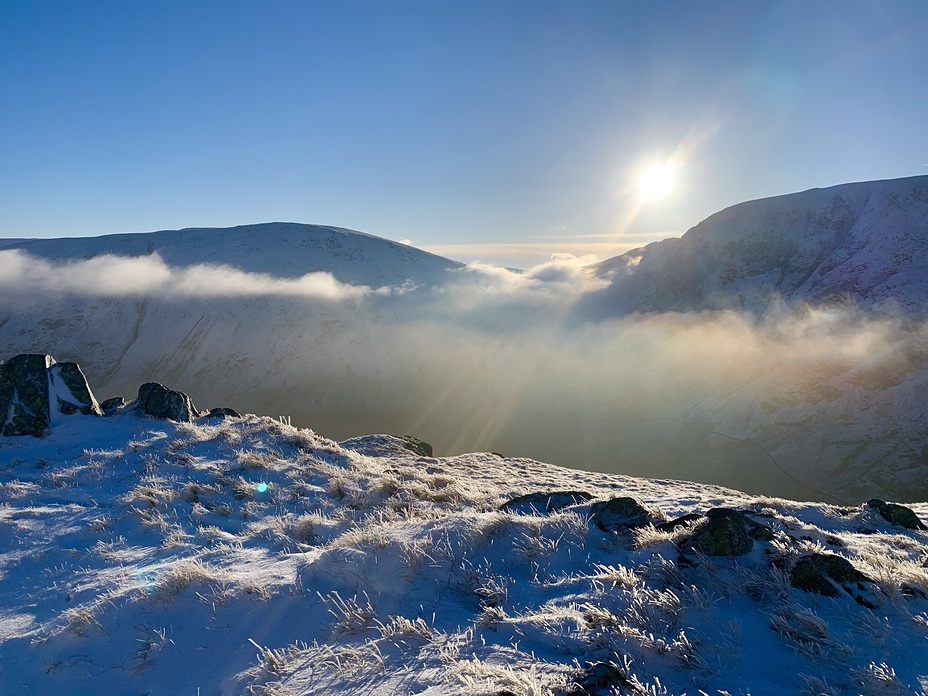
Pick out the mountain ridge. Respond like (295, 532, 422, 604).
(590, 174, 928, 316)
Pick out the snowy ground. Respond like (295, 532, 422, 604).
(1, 411, 927, 695)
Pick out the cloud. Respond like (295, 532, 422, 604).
(2, 245, 923, 504)
(0, 250, 374, 302)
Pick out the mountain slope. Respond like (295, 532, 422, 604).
(589, 175, 928, 316)
(1, 409, 927, 695)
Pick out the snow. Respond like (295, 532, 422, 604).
(1, 413, 927, 695)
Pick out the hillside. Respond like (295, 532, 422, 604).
(589, 175, 928, 316)
(1, 395, 928, 695)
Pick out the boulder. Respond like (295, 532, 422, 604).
(590, 496, 656, 532)
(501, 491, 593, 516)
(790, 552, 873, 603)
(205, 407, 241, 419)
(100, 396, 126, 414)
(680, 508, 773, 557)
(0, 354, 54, 436)
(656, 513, 703, 532)
(397, 435, 433, 457)
(136, 382, 198, 422)
(48, 362, 103, 416)
(866, 499, 928, 531)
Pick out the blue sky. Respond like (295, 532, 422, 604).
(2, 1, 926, 267)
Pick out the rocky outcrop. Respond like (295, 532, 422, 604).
(866, 499, 928, 531)
(0, 354, 102, 436)
(590, 496, 658, 532)
(501, 491, 593, 516)
(206, 407, 241, 419)
(789, 553, 874, 604)
(136, 382, 199, 422)
(680, 508, 774, 557)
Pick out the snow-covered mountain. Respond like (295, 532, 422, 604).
(2, 181, 928, 505)
(589, 175, 928, 316)
(1, 405, 927, 695)
(577, 176, 928, 503)
(0, 222, 461, 287)
(0, 223, 463, 440)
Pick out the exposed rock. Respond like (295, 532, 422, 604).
(136, 382, 198, 422)
(590, 496, 656, 532)
(866, 498, 928, 531)
(680, 508, 773, 556)
(1, 354, 54, 437)
(790, 553, 873, 603)
(656, 513, 703, 532)
(397, 435, 433, 457)
(100, 396, 126, 414)
(49, 362, 103, 416)
(205, 407, 241, 419)
(501, 491, 593, 515)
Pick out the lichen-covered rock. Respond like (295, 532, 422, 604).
(866, 498, 928, 531)
(100, 396, 126, 414)
(205, 407, 241, 419)
(1, 354, 54, 437)
(790, 553, 873, 602)
(397, 435, 433, 457)
(136, 382, 198, 422)
(590, 496, 656, 532)
(680, 508, 773, 556)
(49, 362, 103, 416)
(501, 491, 593, 515)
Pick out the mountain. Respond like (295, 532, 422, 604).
(1, 401, 926, 695)
(575, 176, 928, 503)
(0, 222, 461, 287)
(588, 175, 928, 316)
(2, 182, 928, 505)
(0, 223, 463, 440)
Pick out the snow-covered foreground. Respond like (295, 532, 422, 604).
(1, 412, 927, 695)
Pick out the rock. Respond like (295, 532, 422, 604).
(790, 553, 873, 602)
(656, 513, 703, 532)
(100, 396, 126, 414)
(680, 509, 773, 556)
(49, 362, 103, 416)
(501, 491, 593, 515)
(567, 662, 644, 696)
(136, 382, 198, 422)
(396, 435, 433, 457)
(866, 498, 928, 531)
(590, 497, 656, 532)
(205, 407, 241, 419)
(0, 354, 54, 437)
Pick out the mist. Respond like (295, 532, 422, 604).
(2, 250, 926, 503)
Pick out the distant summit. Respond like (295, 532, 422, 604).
(589, 175, 928, 316)
(0, 222, 462, 287)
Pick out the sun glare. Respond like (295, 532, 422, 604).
(638, 162, 675, 202)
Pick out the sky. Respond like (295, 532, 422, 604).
(1, 1, 927, 268)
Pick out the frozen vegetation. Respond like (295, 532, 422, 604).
(1, 406, 927, 695)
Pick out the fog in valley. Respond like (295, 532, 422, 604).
(3, 249, 926, 503)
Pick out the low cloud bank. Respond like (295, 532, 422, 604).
(2, 250, 925, 502)
(0, 250, 376, 302)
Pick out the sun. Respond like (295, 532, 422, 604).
(638, 162, 675, 203)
